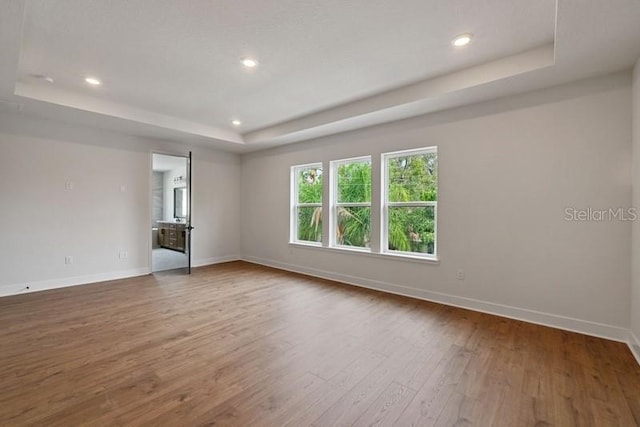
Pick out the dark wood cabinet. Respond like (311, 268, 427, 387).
(158, 222, 186, 252)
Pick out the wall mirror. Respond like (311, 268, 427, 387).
(174, 187, 187, 219)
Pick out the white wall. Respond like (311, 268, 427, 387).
(190, 147, 242, 267)
(0, 112, 241, 296)
(0, 71, 636, 349)
(631, 58, 640, 357)
(241, 72, 633, 340)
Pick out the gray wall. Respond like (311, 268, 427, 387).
(0, 112, 241, 296)
(152, 171, 163, 227)
(241, 72, 632, 340)
(632, 58, 640, 356)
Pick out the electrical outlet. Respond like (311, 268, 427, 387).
(119, 251, 128, 260)
(65, 181, 73, 190)
(456, 269, 465, 280)
(65, 256, 73, 265)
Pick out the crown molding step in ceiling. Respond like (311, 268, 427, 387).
(0, 0, 639, 152)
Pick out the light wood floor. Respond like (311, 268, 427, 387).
(1, 261, 639, 426)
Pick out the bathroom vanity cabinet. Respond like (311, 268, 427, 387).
(158, 222, 186, 252)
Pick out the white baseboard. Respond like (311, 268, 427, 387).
(0, 255, 240, 298)
(0, 267, 151, 298)
(630, 331, 640, 366)
(242, 255, 631, 344)
(2, 254, 637, 366)
(192, 255, 241, 268)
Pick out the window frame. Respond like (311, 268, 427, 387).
(290, 162, 323, 246)
(330, 156, 372, 251)
(381, 146, 438, 260)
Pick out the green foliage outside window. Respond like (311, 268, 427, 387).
(336, 161, 371, 247)
(294, 150, 437, 256)
(296, 167, 323, 242)
(387, 152, 437, 254)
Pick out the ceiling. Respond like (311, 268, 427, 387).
(1, 0, 640, 152)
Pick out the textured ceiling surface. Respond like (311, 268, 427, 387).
(18, 0, 555, 131)
(1, 0, 640, 152)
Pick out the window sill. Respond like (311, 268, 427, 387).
(289, 241, 322, 248)
(288, 242, 439, 264)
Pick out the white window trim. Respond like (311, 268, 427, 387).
(330, 156, 372, 251)
(288, 241, 439, 264)
(290, 162, 323, 246)
(381, 146, 438, 260)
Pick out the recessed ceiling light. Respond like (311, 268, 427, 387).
(241, 58, 258, 68)
(452, 33, 473, 47)
(85, 77, 102, 86)
(231, 119, 242, 126)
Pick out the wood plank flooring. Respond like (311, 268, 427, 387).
(1, 261, 639, 426)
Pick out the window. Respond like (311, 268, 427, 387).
(382, 147, 437, 258)
(331, 157, 371, 249)
(291, 163, 323, 244)
(290, 147, 437, 261)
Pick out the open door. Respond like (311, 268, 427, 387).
(187, 151, 194, 274)
(151, 152, 193, 274)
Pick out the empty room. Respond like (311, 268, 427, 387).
(2, 0, 640, 425)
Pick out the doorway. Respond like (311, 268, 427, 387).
(151, 153, 193, 273)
